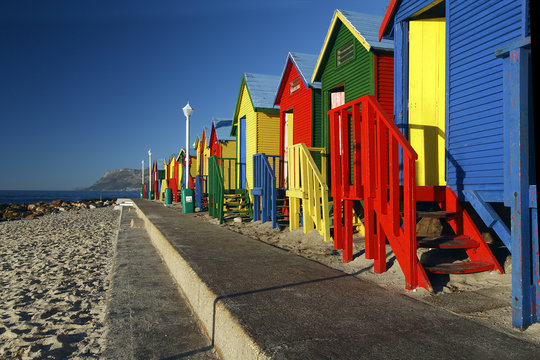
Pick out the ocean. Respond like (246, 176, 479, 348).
(0, 190, 141, 205)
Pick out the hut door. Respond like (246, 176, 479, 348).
(284, 112, 294, 187)
(239, 116, 246, 188)
(330, 88, 345, 154)
(409, 18, 446, 186)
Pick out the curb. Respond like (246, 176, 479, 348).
(132, 201, 269, 360)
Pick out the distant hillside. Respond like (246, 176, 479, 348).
(83, 168, 148, 191)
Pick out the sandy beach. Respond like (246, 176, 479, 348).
(0, 206, 119, 359)
(1, 200, 538, 358)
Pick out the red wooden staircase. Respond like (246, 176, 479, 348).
(328, 95, 503, 291)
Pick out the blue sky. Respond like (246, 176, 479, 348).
(0, 0, 388, 190)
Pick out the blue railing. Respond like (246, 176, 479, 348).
(195, 175, 208, 210)
(252, 154, 280, 229)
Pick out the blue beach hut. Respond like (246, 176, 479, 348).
(379, 0, 535, 328)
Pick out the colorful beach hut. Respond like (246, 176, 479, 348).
(309, 10, 394, 254)
(194, 127, 210, 177)
(312, 10, 394, 159)
(193, 129, 210, 210)
(274, 52, 323, 183)
(209, 119, 236, 158)
(207, 73, 280, 223)
(272, 52, 331, 240)
(378, 0, 535, 327)
(151, 161, 160, 200)
(209, 118, 237, 189)
(230, 73, 281, 194)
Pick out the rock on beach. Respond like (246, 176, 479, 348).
(0, 199, 115, 221)
(0, 204, 120, 359)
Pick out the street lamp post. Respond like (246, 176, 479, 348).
(182, 102, 193, 188)
(141, 160, 144, 198)
(148, 149, 152, 199)
(181, 102, 194, 213)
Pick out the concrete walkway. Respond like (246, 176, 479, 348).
(131, 199, 540, 359)
(104, 205, 219, 359)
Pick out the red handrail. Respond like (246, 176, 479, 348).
(329, 95, 417, 160)
(327, 94, 429, 291)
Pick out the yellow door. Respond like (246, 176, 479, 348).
(409, 18, 446, 186)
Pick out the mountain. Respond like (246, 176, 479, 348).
(82, 168, 148, 191)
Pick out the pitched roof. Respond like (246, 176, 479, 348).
(274, 52, 321, 105)
(176, 149, 186, 162)
(232, 73, 280, 135)
(212, 118, 235, 142)
(312, 10, 394, 82)
(193, 135, 200, 150)
(193, 127, 209, 150)
(243, 73, 281, 111)
(289, 52, 321, 89)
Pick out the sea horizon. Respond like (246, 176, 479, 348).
(0, 190, 140, 205)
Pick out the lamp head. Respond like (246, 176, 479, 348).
(182, 102, 194, 118)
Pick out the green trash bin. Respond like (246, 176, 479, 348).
(181, 189, 194, 214)
(164, 188, 173, 205)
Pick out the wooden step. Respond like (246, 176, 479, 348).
(417, 235, 479, 249)
(423, 261, 495, 274)
(224, 201, 247, 206)
(416, 210, 457, 219)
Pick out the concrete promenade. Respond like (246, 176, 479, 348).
(104, 204, 219, 359)
(128, 198, 540, 359)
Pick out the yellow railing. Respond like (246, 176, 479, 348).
(286, 143, 331, 242)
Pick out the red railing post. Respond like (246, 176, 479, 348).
(389, 137, 400, 237)
(403, 157, 417, 289)
(340, 108, 350, 194)
(377, 115, 388, 215)
(362, 100, 376, 260)
(375, 221, 387, 273)
(352, 104, 362, 198)
(330, 111, 343, 249)
(343, 199, 353, 262)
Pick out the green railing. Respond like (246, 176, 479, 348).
(208, 156, 223, 221)
(209, 156, 244, 223)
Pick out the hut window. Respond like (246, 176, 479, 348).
(337, 40, 354, 66)
(289, 77, 301, 94)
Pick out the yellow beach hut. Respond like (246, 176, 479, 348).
(230, 73, 281, 197)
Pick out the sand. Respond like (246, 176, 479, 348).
(0, 207, 119, 359)
(1, 200, 538, 358)
(195, 211, 540, 345)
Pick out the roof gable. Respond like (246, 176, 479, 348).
(176, 149, 186, 162)
(312, 10, 393, 82)
(275, 52, 321, 105)
(232, 73, 280, 135)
